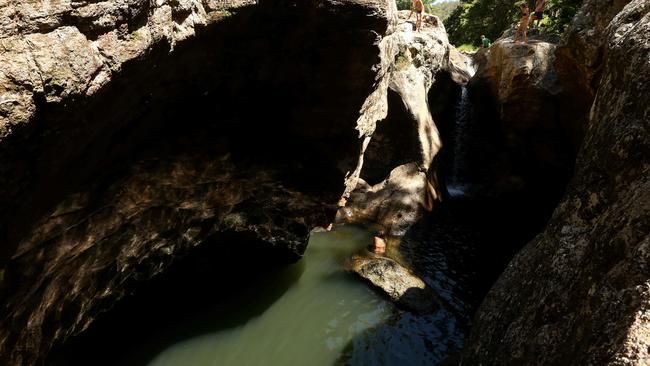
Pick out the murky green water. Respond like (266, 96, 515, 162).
(146, 226, 393, 366)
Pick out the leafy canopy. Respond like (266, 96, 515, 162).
(443, 0, 582, 46)
(396, 0, 461, 21)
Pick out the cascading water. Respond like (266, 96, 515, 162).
(447, 59, 477, 198)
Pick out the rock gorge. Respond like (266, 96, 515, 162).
(0, 0, 648, 365)
(0, 0, 468, 364)
(0, 1, 389, 364)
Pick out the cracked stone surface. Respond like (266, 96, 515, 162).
(463, 0, 650, 364)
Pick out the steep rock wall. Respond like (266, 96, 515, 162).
(338, 10, 471, 235)
(0, 1, 392, 364)
(555, 0, 631, 141)
(468, 38, 574, 202)
(464, 0, 649, 364)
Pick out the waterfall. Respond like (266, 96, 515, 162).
(447, 59, 476, 198)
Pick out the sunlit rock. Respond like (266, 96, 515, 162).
(338, 9, 471, 234)
(348, 253, 441, 314)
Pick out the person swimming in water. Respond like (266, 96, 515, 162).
(409, 0, 424, 32)
(513, 3, 530, 44)
(369, 230, 387, 255)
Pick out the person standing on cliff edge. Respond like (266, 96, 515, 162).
(513, 3, 530, 44)
(530, 0, 546, 28)
(409, 0, 424, 32)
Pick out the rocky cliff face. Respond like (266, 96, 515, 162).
(335, 9, 472, 321)
(0, 0, 389, 259)
(554, 0, 631, 141)
(0, 0, 254, 252)
(467, 37, 575, 202)
(0, 1, 393, 364)
(337, 10, 471, 235)
(464, 0, 649, 363)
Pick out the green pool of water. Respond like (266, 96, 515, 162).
(147, 226, 392, 366)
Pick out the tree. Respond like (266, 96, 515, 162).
(444, 0, 583, 47)
(396, 0, 413, 10)
(396, 0, 461, 17)
(427, 1, 461, 21)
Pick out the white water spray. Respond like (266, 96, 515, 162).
(447, 57, 476, 197)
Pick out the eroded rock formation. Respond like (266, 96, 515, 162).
(3, 144, 330, 365)
(338, 10, 471, 234)
(464, 0, 650, 364)
(336, 9, 472, 321)
(0, 0, 393, 364)
(0, 0, 389, 259)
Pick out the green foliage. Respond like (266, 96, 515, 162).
(397, 0, 461, 20)
(427, 1, 461, 21)
(539, 0, 582, 34)
(396, 0, 413, 10)
(444, 0, 519, 46)
(444, 0, 583, 46)
(457, 43, 479, 52)
(394, 53, 412, 70)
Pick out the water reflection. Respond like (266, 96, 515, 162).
(112, 224, 475, 366)
(146, 226, 393, 366)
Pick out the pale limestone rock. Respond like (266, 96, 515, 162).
(340, 9, 471, 234)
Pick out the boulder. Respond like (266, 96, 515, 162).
(555, 0, 631, 141)
(348, 253, 441, 314)
(337, 163, 436, 236)
(463, 0, 650, 364)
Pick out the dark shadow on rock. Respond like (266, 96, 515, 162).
(399, 286, 441, 314)
(0, 0, 385, 263)
(363, 89, 422, 185)
(0, 2, 389, 363)
(48, 232, 305, 366)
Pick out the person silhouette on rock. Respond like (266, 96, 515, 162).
(513, 3, 530, 44)
(409, 0, 424, 32)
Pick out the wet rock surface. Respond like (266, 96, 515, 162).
(348, 253, 441, 314)
(464, 0, 650, 364)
